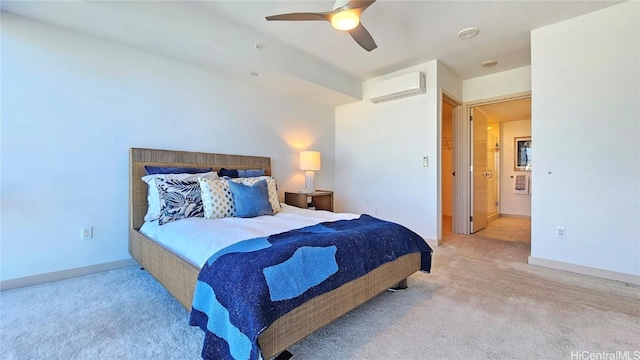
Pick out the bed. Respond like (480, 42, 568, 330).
(128, 147, 431, 359)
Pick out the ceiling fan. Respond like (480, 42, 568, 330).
(265, 0, 378, 52)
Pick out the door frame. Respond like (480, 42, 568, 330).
(440, 90, 462, 242)
(453, 91, 531, 234)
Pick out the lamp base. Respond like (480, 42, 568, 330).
(298, 189, 313, 194)
(303, 170, 316, 193)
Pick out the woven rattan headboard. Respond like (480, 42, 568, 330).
(129, 148, 271, 230)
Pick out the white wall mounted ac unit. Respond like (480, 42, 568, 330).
(369, 71, 426, 104)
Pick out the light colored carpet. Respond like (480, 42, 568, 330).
(0, 263, 203, 359)
(1, 235, 638, 360)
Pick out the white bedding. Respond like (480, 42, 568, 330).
(140, 204, 359, 268)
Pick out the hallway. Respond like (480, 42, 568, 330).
(443, 215, 531, 244)
(473, 216, 530, 244)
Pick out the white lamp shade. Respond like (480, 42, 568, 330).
(299, 151, 321, 171)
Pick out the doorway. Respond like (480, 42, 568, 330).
(441, 92, 461, 236)
(470, 97, 532, 243)
(450, 92, 532, 240)
(442, 99, 454, 234)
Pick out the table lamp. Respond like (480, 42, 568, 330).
(299, 151, 321, 193)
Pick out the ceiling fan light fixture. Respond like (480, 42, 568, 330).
(331, 11, 359, 31)
(265, 0, 377, 51)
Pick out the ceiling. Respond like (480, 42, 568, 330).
(477, 98, 531, 123)
(192, 0, 618, 80)
(1, 1, 622, 106)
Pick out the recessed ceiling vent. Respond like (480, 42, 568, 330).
(369, 72, 426, 104)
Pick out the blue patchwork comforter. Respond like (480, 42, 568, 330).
(189, 214, 432, 360)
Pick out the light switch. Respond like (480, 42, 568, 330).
(421, 156, 428, 167)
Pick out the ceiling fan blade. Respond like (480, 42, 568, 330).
(348, 23, 377, 51)
(265, 13, 330, 21)
(334, 0, 376, 12)
(266, 1, 378, 51)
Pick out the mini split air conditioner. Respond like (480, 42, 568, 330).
(369, 71, 426, 104)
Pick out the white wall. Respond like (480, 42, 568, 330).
(335, 61, 461, 244)
(463, 66, 531, 103)
(500, 120, 531, 217)
(530, 1, 639, 277)
(0, 13, 337, 281)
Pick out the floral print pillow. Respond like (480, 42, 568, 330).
(155, 178, 204, 225)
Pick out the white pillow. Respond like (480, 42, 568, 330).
(141, 171, 218, 222)
(228, 176, 281, 214)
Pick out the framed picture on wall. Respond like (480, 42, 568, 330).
(514, 137, 532, 171)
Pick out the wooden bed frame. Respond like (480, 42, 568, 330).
(128, 147, 421, 359)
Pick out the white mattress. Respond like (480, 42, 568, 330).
(140, 204, 359, 268)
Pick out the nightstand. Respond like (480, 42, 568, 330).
(284, 190, 333, 212)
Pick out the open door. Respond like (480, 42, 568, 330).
(471, 107, 488, 233)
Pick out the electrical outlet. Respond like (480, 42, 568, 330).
(81, 226, 93, 240)
(556, 226, 566, 238)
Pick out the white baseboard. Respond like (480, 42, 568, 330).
(425, 238, 439, 248)
(528, 256, 640, 286)
(0, 258, 139, 291)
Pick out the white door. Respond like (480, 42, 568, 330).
(471, 108, 488, 233)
